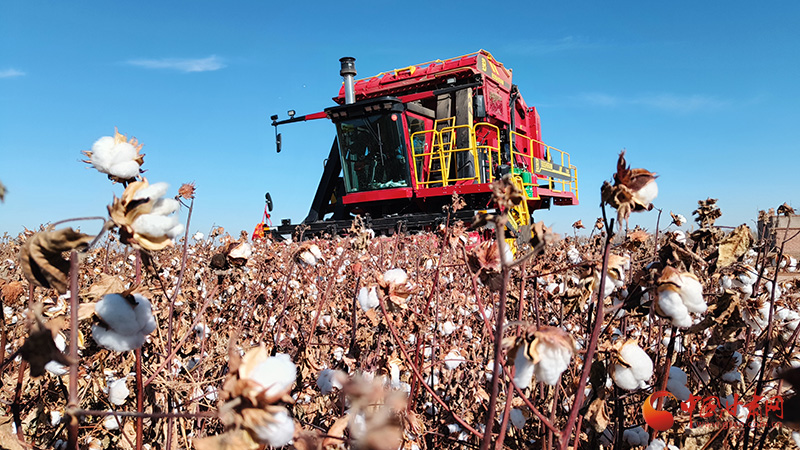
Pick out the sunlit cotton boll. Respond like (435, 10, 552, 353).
(357, 286, 379, 311)
(656, 268, 706, 328)
(443, 349, 465, 370)
(248, 407, 295, 447)
(89, 136, 141, 180)
(612, 342, 653, 390)
(623, 426, 649, 447)
(92, 293, 157, 352)
(513, 327, 575, 388)
(382, 268, 408, 285)
(107, 377, 130, 405)
(103, 414, 122, 431)
(298, 244, 323, 266)
(247, 353, 296, 401)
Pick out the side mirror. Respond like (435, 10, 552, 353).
(265, 192, 273, 212)
(276, 133, 282, 153)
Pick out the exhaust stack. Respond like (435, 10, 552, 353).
(339, 57, 357, 105)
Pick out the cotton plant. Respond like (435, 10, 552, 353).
(611, 341, 653, 390)
(197, 347, 298, 448)
(510, 326, 576, 388)
(82, 128, 144, 183)
(91, 293, 157, 352)
(107, 179, 185, 251)
(656, 267, 706, 328)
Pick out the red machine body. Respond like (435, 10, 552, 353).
(272, 50, 578, 236)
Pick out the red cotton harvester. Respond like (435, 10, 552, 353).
(267, 50, 578, 240)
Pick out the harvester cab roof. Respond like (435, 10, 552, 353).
(268, 50, 578, 239)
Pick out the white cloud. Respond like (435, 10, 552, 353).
(125, 55, 225, 73)
(572, 92, 729, 112)
(0, 69, 25, 78)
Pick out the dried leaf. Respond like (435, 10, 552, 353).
(19, 228, 92, 294)
(717, 224, 753, 269)
(322, 415, 350, 448)
(585, 397, 610, 432)
(0, 180, 5, 203)
(0, 416, 24, 450)
(86, 274, 126, 300)
(193, 429, 259, 450)
(20, 313, 76, 377)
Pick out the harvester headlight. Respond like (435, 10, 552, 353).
(287, 110, 296, 118)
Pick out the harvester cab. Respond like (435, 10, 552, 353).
(269, 51, 579, 239)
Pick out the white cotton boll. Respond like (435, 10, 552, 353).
(45, 333, 68, 376)
(247, 353, 296, 399)
(108, 160, 141, 180)
(95, 294, 140, 335)
(444, 349, 465, 370)
(720, 276, 733, 291)
(133, 182, 169, 201)
(658, 290, 692, 328)
(103, 414, 120, 431)
(349, 410, 368, 439)
(50, 410, 62, 426)
(193, 232, 204, 241)
(534, 340, 573, 386)
(792, 431, 800, 447)
(513, 349, 536, 389)
(613, 343, 653, 391)
(680, 276, 706, 313)
(383, 268, 408, 285)
(316, 369, 343, 394)
(510, 409, 526, 429)
(645, 438, 679, 450)
(439, 321, 456, 336)
(745, 355, 762, 382)
(131, 295, 157, 335)
(500, 240, 514, 266)
(634, 181, 658, 206)
(91, 136, 115, 157)
(194, 323, 210, 340)
(446, 423, 462, 434)
(149, 198, 180, 216)
(308, 244, 323, 262)
(667, 367, 691, 401)
(92, 325, 146, 352)
(107, 378, 130, 405)
(623, 426, 649, 447)
(673, 230, 687, 244)
(722, 371, 742, 383)
(132, 214, 180, 239)
(249, 408, 295, 447)
(357, 286, 379, 311)
(602, 275, 617, 298)
(567, 246, 582, 264)
(228, 243, 252, 260)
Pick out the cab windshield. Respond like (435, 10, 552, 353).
(336, 113, 410, 193)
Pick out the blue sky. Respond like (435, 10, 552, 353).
(1, 1, 798, 238)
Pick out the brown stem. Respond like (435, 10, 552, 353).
(136, 348, 144, 450)
(559, 211, 614, 450)
(480, 224, 511, 450)
(377, 291, 483, 439)
(67, 250, 80, 450)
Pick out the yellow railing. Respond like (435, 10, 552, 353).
(410, 122, 577, 203)
(510, 131, 579, 201)
(411, 121, 501, 188)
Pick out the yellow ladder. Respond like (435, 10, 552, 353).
(426, 117, 456, 186)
